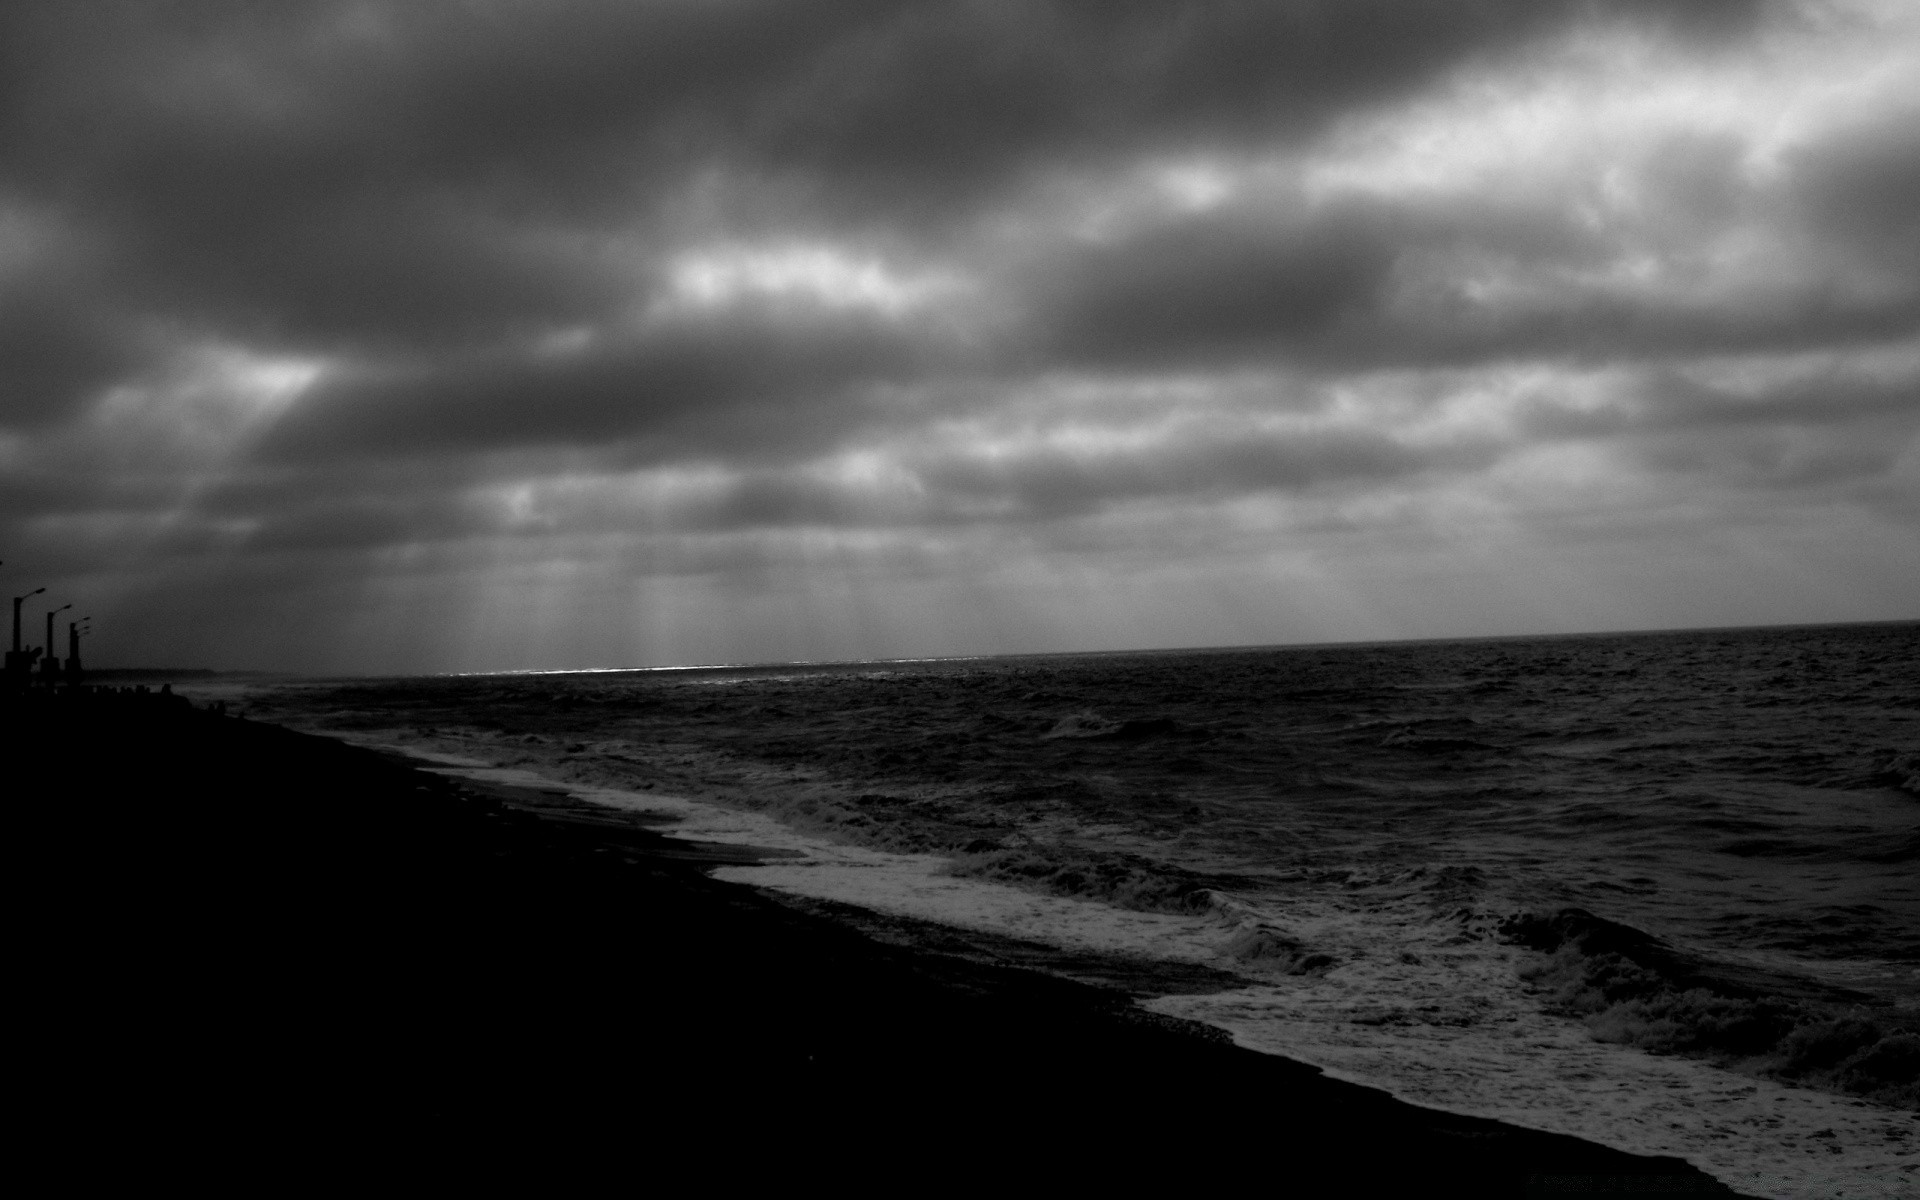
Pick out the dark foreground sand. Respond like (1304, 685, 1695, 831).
(12, 691, 1744, 1194)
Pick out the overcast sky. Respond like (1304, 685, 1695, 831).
(3, 1, 1916, 673)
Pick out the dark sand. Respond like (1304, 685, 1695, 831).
(12, 691, 1745, 1193)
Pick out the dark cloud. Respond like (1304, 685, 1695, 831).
(752, 0, 1769, 210)
(1516, 362, 1920, 498)
(525, 421, 1496, 536)
(3, 2, 898, 353)
(1030, 205, 1403, 368)
(2, 0, 1913, 672)
(241, 497, 469, 555)
(2, 0, 1775, 357)
(1631, 417, 1915, 492)
(0, 293, 147, 428)
(1, 0, 1794, 407)
(1527, 365, 1920, 439)
(911, 423, 1496, 522)
(256, 311, 932, 463)
(1018, 184, 1920, 379)
(1787, 109, 1920, 266)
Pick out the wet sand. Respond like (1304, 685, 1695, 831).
(13, 692, 1744, 1193)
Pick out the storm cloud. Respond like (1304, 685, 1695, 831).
(1, 0, 1913, 672)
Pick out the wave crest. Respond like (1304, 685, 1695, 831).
(1501, 908, 1918, 1109)
(946, 848, 1333, 972)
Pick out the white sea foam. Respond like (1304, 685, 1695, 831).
(372, 740, 1235, 966)
(1141, 900, 1919, 1200)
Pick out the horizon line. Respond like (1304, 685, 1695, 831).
(93, 614, 1918, 681)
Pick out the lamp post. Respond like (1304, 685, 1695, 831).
(45, 604, 72, 660)
(12, 588, 44, 654)
(40, 604, 72, 685)
(68, 618, 89, 682)
(6, 587, 45, 688)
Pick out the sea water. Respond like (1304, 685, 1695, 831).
(236, 621, 1918, 1198)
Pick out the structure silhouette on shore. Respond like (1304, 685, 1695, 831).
(3, 559, 225, 717)
(5, 562, 92, 693)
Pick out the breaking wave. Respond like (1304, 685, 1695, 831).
(944, 845, 1335, 972)
(1501, 908, 1919, 1109)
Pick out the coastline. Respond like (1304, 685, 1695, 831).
(13, 690, 1745, 1192)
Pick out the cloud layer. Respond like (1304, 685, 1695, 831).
(2, 1, 1915, 671)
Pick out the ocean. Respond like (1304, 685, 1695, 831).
(229, 620, 1918, 1198)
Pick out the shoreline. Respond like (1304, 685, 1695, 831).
(11, 691, 1749, 1192)
(294, 716, 1917, 1191)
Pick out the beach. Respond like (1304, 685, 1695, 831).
(12, 686, 1741, 1193)
(170, 624, 1917, 1197)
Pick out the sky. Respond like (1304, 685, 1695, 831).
(2, 0, 1916, 674)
